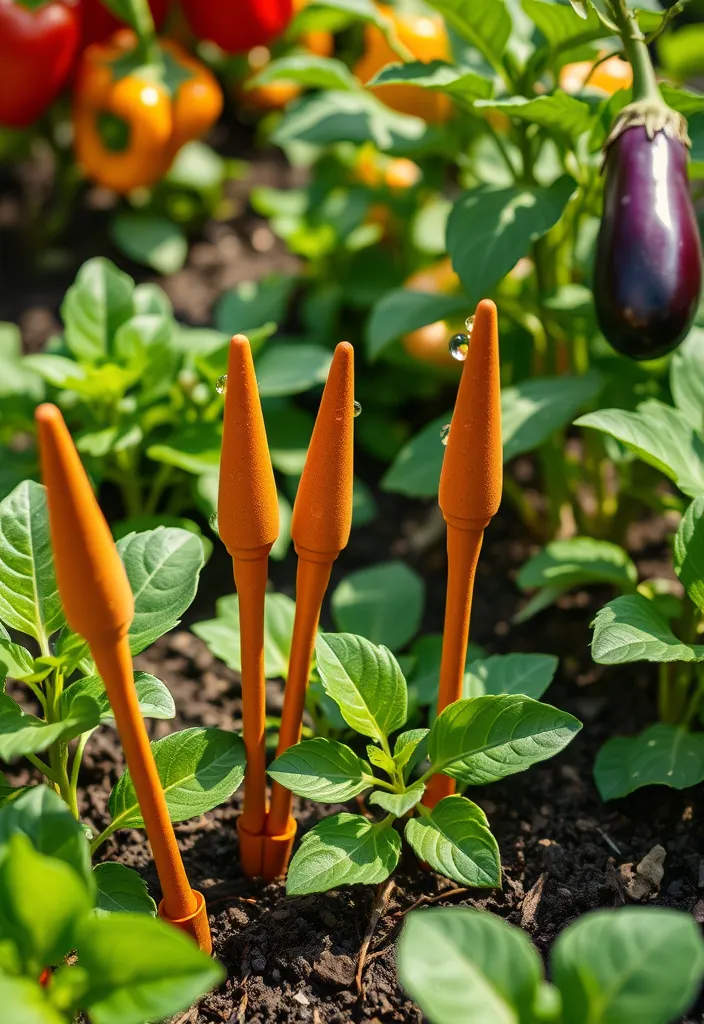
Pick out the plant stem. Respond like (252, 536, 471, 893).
(26, 754, 61, 785)
(69, 730, 94, 808)
(90, 822, 118, 856)
(610, 0, 662, 105)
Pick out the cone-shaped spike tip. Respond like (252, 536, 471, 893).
(439, 300, 502, 527)
(35, 403, 133, 642)
(292, 342, 355, 557)
(218, 335, 279, 555)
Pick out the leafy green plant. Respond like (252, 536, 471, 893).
(397, 905, 704, 1024)
(589, 492, 704, 799)
(0, 790, 223, 1022)
(267, 632, 580, 894)
(0, 480, 246, 908)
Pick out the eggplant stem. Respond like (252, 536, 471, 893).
(611, 0, 661, 105)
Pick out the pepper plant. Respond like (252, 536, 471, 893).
(267, 632, 581, 895)
(0, 789, 224, 1022)
(0, 479, 246, 912)
(398, 905, 704, 1024)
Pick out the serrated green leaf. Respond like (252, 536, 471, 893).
(331, 561, 425, 651)
(464, 653, 558, 700)
(61, 257, 135, 363)
(117, 527, 205, 654)
(369, 781, 425, 816)
(429, 695, 581, 785)
(594, 725, 704, 800)
(0, 693, 101, 762)
(316, 633, 407, 742)
(368, 60, 493, 102)
(0, 481, 63, 642)
(286, 813, 401, 894)
(62, 672, 175, 724)
(674, 496, 704, 613)
(192, 592, 296, 679)
(94, 863, 157, 916)
(393, 728, 430, 775)
(475, 92, 592, 137)
(398, 907, 544, 1024)
(268, 737, 374, 801)
(0, 787, 94, 889)
(366, 744, 396, 774)
(109, 727, 246, 828)
(591, 595, 704, 664)
(405, 795, 501, 887)
(552, 907, 704, 1024)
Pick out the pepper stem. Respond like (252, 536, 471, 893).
(100, 0, 160, 65)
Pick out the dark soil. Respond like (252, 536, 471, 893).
(2, 131, 703, 1024)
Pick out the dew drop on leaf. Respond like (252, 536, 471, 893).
(209, 513, 219, 532)
(353, 400, 362, 418)
(449, 333, 468, 362)
(440, 423, 450, 446)
(464, 315, 475, 335)
(216, 375, 227, 395)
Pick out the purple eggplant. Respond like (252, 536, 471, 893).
(594, 125, 702, 361)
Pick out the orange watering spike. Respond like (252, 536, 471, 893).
(217, 334, 279, 878)
(262, 342, 355, 881)
(35, 403, 211, 953)
(424, 299, 502, 810)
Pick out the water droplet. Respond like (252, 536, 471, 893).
(216, 375, 227, 395)
(440, 423, 450, 446)
(449, 333, 469, 362)
(464, 315, 475, 335)
(353, 400, 362, 418)
(209, 513, 219, 533)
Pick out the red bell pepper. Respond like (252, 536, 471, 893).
(0, 0, 80, 128)
(180, 0, 293, 54)
(79, 0, 170, 49)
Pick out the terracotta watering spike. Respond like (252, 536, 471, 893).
(424, 299, 502, 809)
(262, 342, 355, 881)
(35, 403, 211, 953)
(217, 334, 279, 878)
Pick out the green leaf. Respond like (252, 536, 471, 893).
(272, 90, 427, 151)
(381, 413, 450, 497)
(398, 907, 544, 1024)
(405, 795, 501, 887)
(464, 653, 558, 700)
(0, 975, 65, 1024)
(146, 424, 222, 477)
(407, 634, 485, 706)
(658, 25, 704, 79)
(331, 561, 425, 651)
(393, 727, 430, 775)
(576, 401, 704, 498)
(266, 403, 314, 476)
(61, 257, 135, 363)
(475, 92, 592, 137)
(674, 495, 704, 613)
(366, 290, 469, 361)
(366, 744, 396, 774)
(256, 344, 332, 397)
(286, 813, 401, 894)
(368, 60, 493, 102)
(552, 907, 704, 1024)
(248, 53, 358, 91)
(192, 592, 296, 679)
(424, 0, 511, 69)
(316, 633, 408, 742)
(591, 595, 704, 664)
(109, 214, 188, 275)
(522, 0, 606, 51)
(62, 672, 175, 724)
(109, 727, 246, 828)
(268, 737, 374, 801)
(369, 781, 425, 816)
(428, 694, 582, 785)
(23, 353, 86, 387)
(670, 327, 704, 432)
(0, 693, 101, 761)
(0, 481, 63, 642)
(0, 640, 35, 680)
(0, 834, 92, 969)
(503, 372, 602, 461)
(594, 725, 704, 800)
(118, 527, 205, 654)
(518, 537, 637, 593)
(0, 786, 93, 888)
(215, 275, 295, 336)
(448, 176, 576, 304)
(94, 863, 157, 916)
(75, 913, 224, 1024)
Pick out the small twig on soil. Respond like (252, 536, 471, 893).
(207, 894, 258, 908)
(396, 886, 469, 918)
(597, 827, 622, 857)
(356, 879, 396, 996)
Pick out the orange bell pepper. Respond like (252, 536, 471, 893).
(73, 29, 222, 193)
(402, 258, 461, 367)
(560, 53, 633, 96)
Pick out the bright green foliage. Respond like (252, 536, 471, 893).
(0, 797, 222, 1023)
(271, 632, 579, 894)
(398, 906, 704, 1024)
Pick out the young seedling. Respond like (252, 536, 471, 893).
(268, 631, 581, 895)
(263, 341, 355, 881)
(398, 905, 704, 1024)
(0, 788, 223, 1022)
